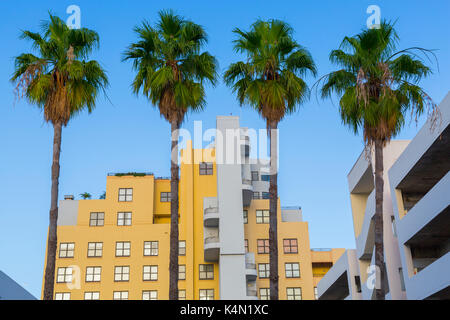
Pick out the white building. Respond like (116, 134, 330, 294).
(318, 92, 450, 300)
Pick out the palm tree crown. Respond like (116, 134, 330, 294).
(123, 9, 217, 124)
(224, 19, 317, 125)
(11, 14, 108, 126)
(320, 20, 436, 145)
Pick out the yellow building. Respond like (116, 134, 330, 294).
(43, 116, 343, 300)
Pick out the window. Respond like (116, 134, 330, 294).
(87, 242, 103, 257)
(256, 210, 269, 224)
(251, 171, 259, 181)
(142, 290, 157, 300)
(179, 265, 186, 280)
(391, 216, 398, 237)
(118, 188, 133, 202)
(56, 267, 72, 283)
(199, 162, 213, 175)
(199, 264, 214, 280)
(55, 292, 70, 300)
(262, 192, 270, 199)
(244, 239, 249, 253)
(243, 210, 248, 224)
(259, 288, 270, 300)
(116, 242, 131, 257)
(84, 292, 100, 300)
(257, 239, 269, 254)
(160, 192, 171, 202)
(143, 265, 158, 281)
(285, 263, 300, 278)
(89, 212, 104, 226)
(144, 241, 158, 256)
(314, 287, 318, 300)
(199, 289, 214, 300)
(258, 263, 270, 278)
(114, 266, 130, 282)
(179, 241, 186, 256)
(261, 174, 270, 182)
(117, 212, 132, 226)
(113, 291, 128, 300)
(355, 275, 362, 293)
(286, 287, 302, 300)
(85, 266, 101, 282)
(399, 268, 406, 291)
(283, 239, 298, 254)
(59, 243, 74, 258)
(178, 290, 186, 300)
(252, 192, 260, 199)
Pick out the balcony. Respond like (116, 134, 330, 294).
(245, 253, 257, 281)
(204, 206, 219, 227)
(204, 235, 220, 262)
(242, 179, 253, 207)
(356, 189, 375, 260)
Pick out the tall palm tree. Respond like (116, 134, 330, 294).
(123, 10, 217, 300)
(224, 19, 316, 300)
(320, 20, 436, 300)
(11, 14, 108, 300)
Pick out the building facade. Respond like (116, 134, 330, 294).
(318, 92, 450, 300)
(42, 116, 343, 300)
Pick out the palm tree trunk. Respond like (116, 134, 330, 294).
(269, 120, 279, 300)
(374, 139, 386, 300)
(169, 119, 180, 300)
(43, 122, 63, 300)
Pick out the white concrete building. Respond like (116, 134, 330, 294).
(388, 92, 450, 300)
(318, 92, 450, 300)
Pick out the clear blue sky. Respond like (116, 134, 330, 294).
(0, 0, 449, 298)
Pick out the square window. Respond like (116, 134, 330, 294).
(261, 174, 270, 182)
(114, 266, 130, 282)
(160, 192, 171, 202)
(199, 289, 214, 300)
(89, 212, 104, 227)
(178, 290, 186, 300)
(251, 171, 259, 181)
(142, 290, 158, 300)
(55, 292, 70, 300)
(84, 292, 100, 300)
(243, 210, 248, 224)
(118, 188, 133, 202)
(179, 241, 186, 256)
(199, 162, 213, 175)
(113, 291, 128, 300)
(252, 192, 260, 199)
(85, 266, 101, 282)
(244, 239, 249, 253)
(287, 287, 302, 300)
(87, 242, 103, 257)
(59, 243, 75, 258)
(259, 288, 270, 300)
(262, 192, 270, 199)
(144, 241, 158, 256)
(116, 242, 131, 257)
(257, 239, 269, 254)
(56, 267, 72, 283)
(283, 239, 298, 254)
(258, 263, 270, 279)
(285, 263, 300, 278)
(117, 212, 132, 226)
(256, 210, 269, 224)
(179, 265, 186, 280)
(143, 265, 158, 281)
(199, 264, 214, 280)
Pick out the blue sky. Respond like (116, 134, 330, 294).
(0, 0, 449, 298)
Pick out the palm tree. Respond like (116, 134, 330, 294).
(320, 20, 436, 300)
(80, 192, 92, 199)
(224, 19, 316, 300)
(123, 10, 217, 300)
(11, 14, 108, 300)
